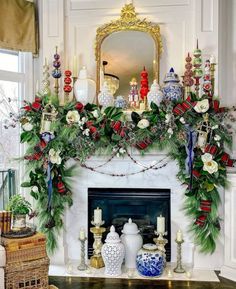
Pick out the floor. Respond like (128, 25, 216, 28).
(49, 273, 236, 289)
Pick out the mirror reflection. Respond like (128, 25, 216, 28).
(100, 31, 157, 103)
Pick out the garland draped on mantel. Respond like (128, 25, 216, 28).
(19, 94, 234, 254)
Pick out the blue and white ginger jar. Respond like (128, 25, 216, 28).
(162, 68, 183, 101)
(136, 243, 164, 277)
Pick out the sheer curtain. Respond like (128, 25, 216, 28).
(0, 0, 38, 54)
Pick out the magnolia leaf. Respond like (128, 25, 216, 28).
(131, 111, 141, 124)
(20, 131, 33, 143)
(21, 181, 31, 187)
(150, 102, 159, 112)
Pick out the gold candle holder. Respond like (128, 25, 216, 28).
(153, 230, 168, 265)
(90, 220, 106, 269)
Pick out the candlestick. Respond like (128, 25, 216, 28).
(94, 207, 102, 224)
(173, 239, 185, 273)
(153, 230, 168, 265)
(157, 214, 165, 234)
(90, 221, 106, 269)
(77, 236, 88, 271)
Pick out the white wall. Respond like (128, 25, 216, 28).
(37, 0, 236, 272)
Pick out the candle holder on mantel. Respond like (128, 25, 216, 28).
(90, 220, 106, 269)
(173, 239, 185, 273)
(153, 230, 168, 265)
(77, 237, 88, 271)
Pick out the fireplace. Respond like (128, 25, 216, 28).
(88, 187, 171, 261)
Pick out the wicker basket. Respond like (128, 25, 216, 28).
(2, 233, 47, 264)
(5, 257, 49, 289)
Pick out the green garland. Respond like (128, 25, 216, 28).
(19, 93, 233, 254)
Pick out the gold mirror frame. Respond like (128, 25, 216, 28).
(95, 3, 163, 100)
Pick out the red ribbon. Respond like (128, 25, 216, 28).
(221, 153, 234, 167)
(205, 144, 218, 155)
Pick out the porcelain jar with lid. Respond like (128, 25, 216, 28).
(147, 79, 163, 109)
(121, 218, 143, 269)
(136, 243, 165, 277)
(162, 67, 183, 101)
(101, 225, 125, 277)
(74, 66, 96, 105)
(98, 81, 114, 108)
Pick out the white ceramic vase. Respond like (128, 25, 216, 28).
(147, 79, 163, 108)
(121, 218, 143, 269)
(101, 225, 125, 277)
(74, 66, 96, 105)
(98, 81, 114, 108)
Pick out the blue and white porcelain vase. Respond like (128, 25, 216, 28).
(98, 81, 114, 108)
(147, 80, 163, 109)
(101, 225, 125, 277)
(162, 68, 183, 101)
(136, 243, 165, 277)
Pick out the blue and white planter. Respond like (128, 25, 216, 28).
(162, 67, 183, 101)
(136, 243, 165, 277)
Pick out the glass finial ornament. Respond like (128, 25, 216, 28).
(162, 68, 183, 101)
(193, 40, 203, 97)
(147, 79, 163, 108)
(98, 81, 114, 108)
(51, 46, 62, 97)
(63, 70, 73, 104)
(203, 59, 212, 97)
(139, 67, 149, 108)
(183, 53, 194, 99)
(41, 58, 51, 96)
(128, 77, 139, 109)
(74, 66, 96, 105)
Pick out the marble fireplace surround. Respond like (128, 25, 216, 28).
(50, 150, 224, 270)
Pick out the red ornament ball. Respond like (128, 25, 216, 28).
(64, 84, 72, 93)
(64, 77, 72, 84)
(65, 70, 72, 77)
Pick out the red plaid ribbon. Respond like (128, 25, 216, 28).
(173, 95, 196, 115)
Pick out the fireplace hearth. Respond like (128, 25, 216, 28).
(88, 187, 171, 261)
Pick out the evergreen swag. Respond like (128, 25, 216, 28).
(20, 93, 234, 254)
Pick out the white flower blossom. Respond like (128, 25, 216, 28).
(22, 122, 33, 131)
(165, 114, 172, 123)
(82, 128, 90, 136)
(167, 127, 173, 135)
(212, 125, 219, 130)
(194, 99, 209, 113)
(92, 110, 99, 118)
(137, 119, 150, 129)
(203, 159, 218, 174)
(49, 148, 62, 165)
(119, 148, 126, 154)
(179, 117, 185, 124)
(214, 135, 221, 141)
(31, 186, 39, 193)
(66, 110, 80, 124)
(201, 153, 212, 163)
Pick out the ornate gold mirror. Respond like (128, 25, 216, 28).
(95, 3, 163, 100)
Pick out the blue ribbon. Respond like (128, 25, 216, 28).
(41, 132, 55, 143)
(47, 162, 53, 210)
(185, 125, 197, 190)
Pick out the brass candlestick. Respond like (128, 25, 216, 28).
(77, 237, 88, 271)
(153, 231, 168, 265)
(210, 62, 216, 96)
(90, 220, 106, 269)
(174, 239, 185, 273)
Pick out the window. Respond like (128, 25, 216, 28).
(0, 49, 33, 195)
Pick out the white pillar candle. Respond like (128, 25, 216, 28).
(72, 55, 78, 77)
(94, 207, 102, 223)
(35, 80, 39, 93)
(210, 55, 216, 64)
(79, 227, 86, 240)
(43, 120, 51, 132)
(176, 229, 183, 242)
(157, 214, 165, 234)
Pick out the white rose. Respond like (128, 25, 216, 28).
(214, 135, 221, 141)
(137, 119, 150, 129)
(203, 160, 218, 174)
(32, 186, 38, 193)
(194, 99, 209, 113)
(22, 122, 33, 131)
(119, 148, 126, 154)
(165, 114, 171, 123)
(49, 148, 62, 165)
(201, 153, 212, 163)
(66, 110, 80, 124)
(82, 128, 90, 136)
(179, 117, 185, 124)
(92, 110, 99, 118)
